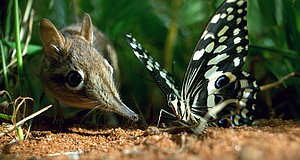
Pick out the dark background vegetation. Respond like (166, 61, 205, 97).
(1, 0, 300, 125)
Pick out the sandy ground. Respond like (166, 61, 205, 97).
(0, 119, 300, 160)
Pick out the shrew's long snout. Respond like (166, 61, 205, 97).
(111, 99, 139, 122)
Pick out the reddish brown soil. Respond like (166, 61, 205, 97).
(1, 119, 300, 160)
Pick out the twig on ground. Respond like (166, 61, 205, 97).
(260, 72, 300, 91)
(0, 104, 52, 137)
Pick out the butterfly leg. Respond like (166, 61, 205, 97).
(155, 109, 198, 134)
(157, 109, 177, 127)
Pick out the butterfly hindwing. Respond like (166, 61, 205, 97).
(182, 0, 249, 109)
(125, 33, 180, 96)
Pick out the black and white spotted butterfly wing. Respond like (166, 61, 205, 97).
(181, 0, 250, 110)
(126, 0, 259, 127)
(125, 33, 180, 97)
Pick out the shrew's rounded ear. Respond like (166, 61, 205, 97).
(40, 18, 66, 60)
(81, 13, 93, 43)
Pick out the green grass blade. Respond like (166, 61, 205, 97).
(0, 41, 9, 91)
(4, 0, 13, 41)
(0, 113, 12, 121)
(250, 44, 299, 59)
(3, 0, 13, 65)
(16, 126, 24, 140)
(13, 0, 25, 96)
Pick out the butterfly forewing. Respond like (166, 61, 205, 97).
(125, 33, 180, 96)
(182, 0, 249, 108)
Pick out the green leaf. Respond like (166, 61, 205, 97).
(1, 40, 42, 55)
(0, 113, 12, 121)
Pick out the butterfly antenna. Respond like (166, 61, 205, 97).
(171, 61, 176, 77)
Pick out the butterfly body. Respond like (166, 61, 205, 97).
(126, 0, 260, 127)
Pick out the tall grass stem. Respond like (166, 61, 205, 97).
(13, 0, 25, 96)
(0, 42, 9, 91)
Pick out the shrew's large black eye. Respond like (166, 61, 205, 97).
(215, 75, 230, 89)
(66, 71, 83, 88)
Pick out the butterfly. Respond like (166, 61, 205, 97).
(126, 0, 260, 130)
